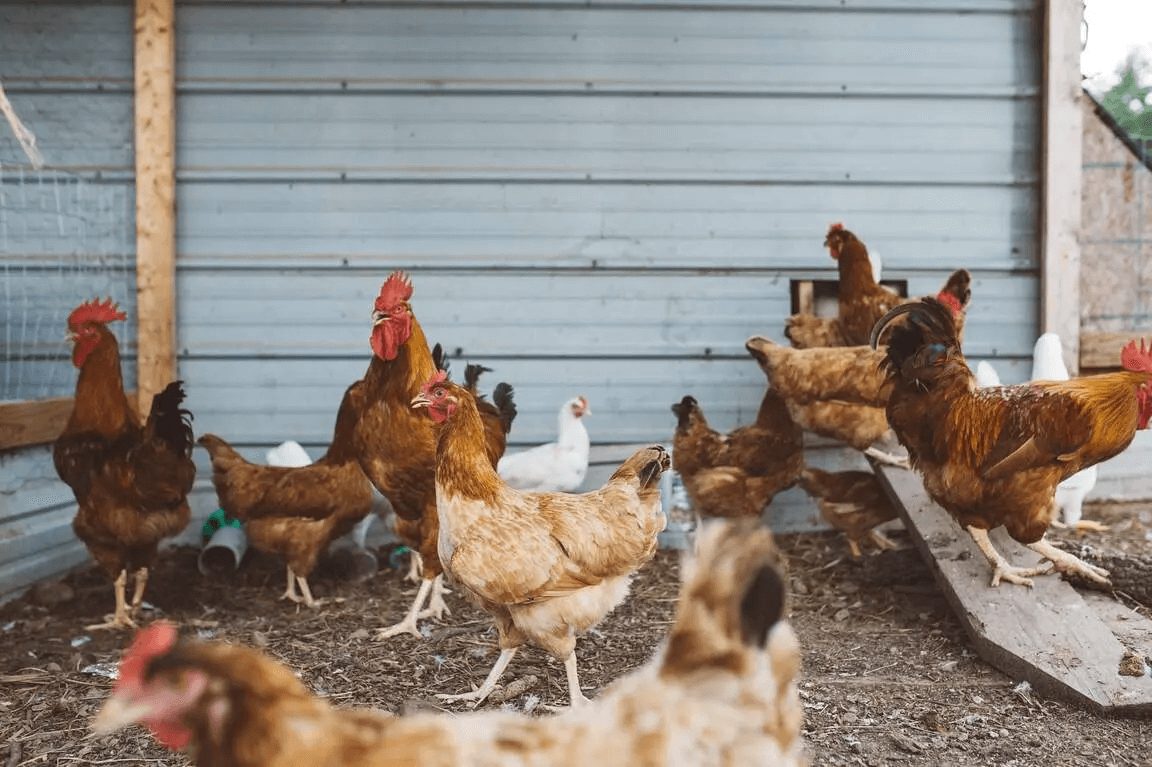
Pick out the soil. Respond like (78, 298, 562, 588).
(1, 501, 1150, 766)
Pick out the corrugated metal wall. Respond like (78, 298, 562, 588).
(1, 0, 1043, 600)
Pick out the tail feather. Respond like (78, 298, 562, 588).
(875, 297, 962, 382)
(464, 363, 493, 395)
(491, 382, 517, 434)
(147, 381, 194, 457)
(431, 343, 450, 375)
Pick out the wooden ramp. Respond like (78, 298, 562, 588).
(872, 463, 1152, 717)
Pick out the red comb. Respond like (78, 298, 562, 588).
(935, 290, 964, 315)
(1121, 338, 1152, 373)
(68, 298, 126, 329)
(117, 621, 179, 692)
(377, 271, 414, 308)
(421, 369, 449, 395)
(828, 222, 844, 233)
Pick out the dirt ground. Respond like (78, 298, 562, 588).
(2, 502, 1151, 766)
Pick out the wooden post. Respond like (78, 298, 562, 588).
(134, 0, 177, 416)
(1039, 0, 1084, 374)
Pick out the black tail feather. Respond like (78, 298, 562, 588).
(879, 298, 961, 379)
(491, 382, 517, 434)
(148, 381, 195, 456)
(464, 363, 493, 395)
(431, 343, 450, 375)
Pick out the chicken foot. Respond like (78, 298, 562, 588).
(864, 447, 911, 470)
(375, 577, 433, 640)
(417, 574, 452, 620)
(1050, 519, 1112, 534)
(967, 527, 1053, 588)
(279, 566, 325, 609)
(1027, 537, 1112, 587)
(128, 567, 149, 618)
(436, 647, 518, 707)
(86, 570, 138, 631)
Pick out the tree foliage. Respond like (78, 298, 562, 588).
(1096, 52, 1152, 143)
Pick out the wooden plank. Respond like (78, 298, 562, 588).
(1080, 331, 1152, 370)
(1039, 0, 1084, 374)
(133, 0, 177, 417)
(0, 398, 73, 451)
(873, 462, 1152, 715)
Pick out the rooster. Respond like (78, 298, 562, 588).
(670, 391, 802, 520)
(413, 371, 668, 708)
(871, 298, 1152, 588)
(93, 519, 804, 767)
(498, 395, 592, 492)
(797, 468, 899, 557)
(53, 299, 195, 630)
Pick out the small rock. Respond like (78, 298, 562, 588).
(252, 631, 270, 648)
(45, 662, 62, 673)
(971, 694, 985, 704)
(833, 608, 851, 622)
(938, 660, 959, 672)
(30, 580, 75, 607)
(792, 578, 809, 596)
(1118, 649, 1147, 677)
(839, 581, 860, 595)
(349, 628, 370, 641)
(891, 733, 925, 754)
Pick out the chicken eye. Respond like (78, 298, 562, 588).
(435, 389, 446, 399)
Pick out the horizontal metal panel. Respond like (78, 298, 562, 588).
(176, 181, 1038, 270)
(0, 540, 88, 606)
(172, 268, 1038, 357)
(170, 92, 1037, 185)
(189, 1, 1034, 10)
(0, 92, 133, 170)
(0, 3, 133, 85)
(171, 5, 1037, 96)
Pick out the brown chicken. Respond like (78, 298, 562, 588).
(53, 299, 195, 630)
(670, 391, 803, 519)
(872, 298, 1152, 587)
(797, 468, 899, 557)
(786, 223, 971, 350)
(93, 519, 804, 767)
(413, 370, 668, 708)
(196, 381, 375, 609)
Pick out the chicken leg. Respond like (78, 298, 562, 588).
(375, 577, 433, 640)
(405, 549, 424, 584)
(128, 567, 149, 618)
(864, 447, 911, 470)
(279, 566, 300, 602)
(967, 527, 1053, 588)
(86, 570, 137, 631)
(277, 567, 325, 608)
(1027, 537, 1111, 587)
(564, 651, 591, 709)
(418, 574, 451, 620)
(436, 647, 518, 707)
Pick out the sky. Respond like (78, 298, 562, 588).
(1081, 0, 1152, 92)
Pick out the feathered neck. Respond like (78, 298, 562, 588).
(68, 330, 136, 434)
(435, 393, 502, 503)
(363, 317, 436, 399)
(557, 406, 589, 449)
(837, 240, 878, 291)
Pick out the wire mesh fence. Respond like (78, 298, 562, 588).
(0, 161, 135, 402)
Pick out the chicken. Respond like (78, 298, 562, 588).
(413, 371, 668, 708)
(92, 519, 804, 767)
(976, 335, 1104, 534)
(784, 223, 899, 348)
(670, 391, 802, 520)
(196, 375, 375, 609)
(797, 468, 899, 557)
(498, 395, 592, 492)
(870, 298, 1152, 588)
(340, 272, 451, 640)
(743, 338, 902, 466)
(53, 299, 195, 630)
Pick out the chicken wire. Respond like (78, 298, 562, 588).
(0, 161, 135, 402)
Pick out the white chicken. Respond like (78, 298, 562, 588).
(975, 335, 1103, 533)
(497, 396, 591, 492)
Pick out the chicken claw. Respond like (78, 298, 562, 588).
(436, 648, 518, 708)
(1051, 519, 1112, 534)
(417, 574, 451, 621)
(968, 527, 1053, 588)
(375, 578, 433, 640)
(1027, 538, 1112, 587)
(86, 570, 138, 630)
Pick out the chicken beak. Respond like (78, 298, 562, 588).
(92, 693, 152, 735)
(372, 311, 388, 327)
(410, 393, 432, 409)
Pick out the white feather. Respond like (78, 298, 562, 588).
(265, 440, 313, 468)
(974, 360, 1001, 388)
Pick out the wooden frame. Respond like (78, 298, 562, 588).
(134, 0, 178, 416)
(1039, 0, 1084, 374)
(0, 398, 75, 452)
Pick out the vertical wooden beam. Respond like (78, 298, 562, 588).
(134, 0, 176, 416)
(1040, 0, 1084, 374)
